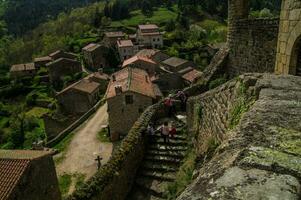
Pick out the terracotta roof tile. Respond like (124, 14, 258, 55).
(106, 68, 157, 99)
(135, 49, 160, 58)
(122, 56, 157, 67)
(57, 78, 100, 96)
(34, 56, 52, 63)
(138, 24, 159, 30)
(0, 150, 52, 200)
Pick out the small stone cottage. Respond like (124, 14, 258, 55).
(106, 67, 162, 141)
(135, 49, 170, 63)
(82, 43, 109, 70)
(161, 57, 196, 73)
(103, 31, 125, 46)
(10, 63, 36, 79)
(136, 24, 163, 48)
(47, 58, 82, 87)
(0, 150, 61, 200)
(49, 50, 77, 60)
(33, 56, 53, 69)
(122, 55, 159, 76)
(117, 39, 138, 61)
(87, 71, 110, 93)
(56, 78, 100, 114)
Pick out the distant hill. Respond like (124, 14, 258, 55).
(0, 0, 100, 36)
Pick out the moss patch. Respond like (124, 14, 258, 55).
(97, 128, 110, 143)
(240, 147, 301, 178)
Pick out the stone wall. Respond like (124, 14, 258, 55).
(187, 73, 257, 155)
(178, 74, 301, 199)
(275, 0, 301, 75)
(227, 18, 279, 76)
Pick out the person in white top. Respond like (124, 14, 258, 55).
(158, 121, 169, 143)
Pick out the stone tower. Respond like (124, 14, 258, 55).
(226, 0, 280, 76)
(275, 0, 301, 76)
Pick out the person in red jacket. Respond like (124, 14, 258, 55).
(169, 123, 177, 139)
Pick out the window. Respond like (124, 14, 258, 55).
(157, 38, 160, 42)
(153, 38, 156, 42)
(125, 95, 134, 104)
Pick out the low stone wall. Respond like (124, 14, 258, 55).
(46, 99, 105, 147)
(178, 74, 301, 199)
(227, 18, 279, 76)
(187, 74, 258, 155)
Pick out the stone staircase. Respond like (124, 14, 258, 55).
(127, 116, 188, 200)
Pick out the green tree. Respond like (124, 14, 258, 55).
(141, 0, 153, 16)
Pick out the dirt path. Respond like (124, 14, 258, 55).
(56, 103, 112, 180)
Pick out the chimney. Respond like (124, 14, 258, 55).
(115, 85, 122, 95)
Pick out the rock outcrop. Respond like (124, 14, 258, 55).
(179, 74, 301, 199)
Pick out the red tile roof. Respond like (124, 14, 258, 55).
(34, 56, 52, 63)
(106, 68, 157, 99)
(82, 43, 101, 52)
(57, 78, 100, 96)
(122, 56, 157, 68)
(0, 150, 52, 200)
(104, 31, 125, 38)
(135, 49, 160, 58)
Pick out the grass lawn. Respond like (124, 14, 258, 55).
(58, 173, 86, 199)
(97, 128, 110, 143)
(26, 107, 50, 118)
(110, 6, 178, 28)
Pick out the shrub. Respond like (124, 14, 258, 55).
(208, 76, 228, 90)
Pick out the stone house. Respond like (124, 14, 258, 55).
(87, 71, 110, 94)
(106, 68, 162, 141)
(82, 43, 109, 71)
(46, 58, 82, 86)
(103, 31, 125, 46)
(10, 63, 36, 79)
(135, 49, 170, 63)
(152, 72, 185, 94)
(49, 50, 77, 61)
(117, 40, 138, 61)
(0, 150, 61, 200)
(180, 68, 203, 85)
(56, 78, 100, 114)
(136, 24, 163, 49)
(161, 57, 196, 73)
(122, 55, 159, 76)
(33, 56, 53, 69)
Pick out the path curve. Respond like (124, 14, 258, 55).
(56, 103, 112, 179)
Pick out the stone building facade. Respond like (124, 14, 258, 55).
(136, 24, 163, 48)
(0, 150, 61, 200)
(10, 63, 36, 79)
(103, 31, 126, 46)
(82, 43, 109, 71)
(117, 40, 138, 61)
(47, 58, 82, 86)
(106, 68, 161, 141)
(56, 79, 100, 114)
(275, 0, 301, 76)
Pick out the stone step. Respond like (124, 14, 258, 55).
(149, 138, 188, 146)
(151, 134, 187, 141)
(149, 144, 188, 152)
(142, 161, 178, 173)
(145, 155, 182, 165)
(147, 150, 185, 159)
(140, 170, 176, 182)
(135, 177, 169, 198)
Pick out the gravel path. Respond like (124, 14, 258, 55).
(56, 103, 112, 180)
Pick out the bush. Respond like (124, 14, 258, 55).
(208, 76, 228, 90)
